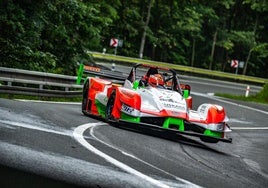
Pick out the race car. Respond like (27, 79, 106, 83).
(81, 63, 232, 143)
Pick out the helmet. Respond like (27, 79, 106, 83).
(148, 74, 164, 87)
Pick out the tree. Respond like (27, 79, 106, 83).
(0, 0, 119, 75)
(139, 0, 154, 58)
(1, 0, 267, 78)
(0, 1, 57, 71)
(242, 0, 268, 75)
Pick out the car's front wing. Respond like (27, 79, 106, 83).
(109, 119, 232, 143)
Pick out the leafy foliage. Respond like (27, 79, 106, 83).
(0, 0, 267, 77)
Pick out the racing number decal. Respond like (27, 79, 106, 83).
(122, 104, 134, 114)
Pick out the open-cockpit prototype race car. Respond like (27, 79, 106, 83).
(79, 63, 232, 143)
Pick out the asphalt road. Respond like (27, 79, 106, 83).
(100, 62, 263, 96)
(0, 65, 268, 188)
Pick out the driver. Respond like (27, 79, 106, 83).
(148, 74, 165, 87)
(139, 67, 165, 88)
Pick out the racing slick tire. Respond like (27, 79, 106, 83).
(82, 79, 89, 115)
(105, 90, 116, 122)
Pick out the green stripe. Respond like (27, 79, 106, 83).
(95, 100, 106, 118)
(121, 112, 140, 123)
(204, 129, 223, 138)
(76, 63, 84, 85)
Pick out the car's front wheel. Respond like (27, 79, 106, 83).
(82, 80, 90, 115)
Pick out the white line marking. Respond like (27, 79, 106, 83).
(232, 127, 268, 130)
(90, 125, 201, 186)
(73, 123, 201, 188)
(220, 119, 268, 130)
(0, 120, 72, 136)
(73, 123, 170, 188)
(185, 80, 260, 93)
(192, 92, 268, 115)
(15, 99, 80, 105)
(228, 118, 252, 124)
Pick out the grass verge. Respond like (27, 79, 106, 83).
(215, 83, 268, 105)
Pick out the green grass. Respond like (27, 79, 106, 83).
(215, 83, 268, 104)
(0, 94, 82, 102)
(215, 93, 268, 104)
(92, 52, 268, 84)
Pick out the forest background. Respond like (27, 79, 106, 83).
(0, 0, 267, 78)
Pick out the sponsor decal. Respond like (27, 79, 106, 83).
(170, 111, 183, 116)
(159, 94, 186, 111)
(162, 103, 186, 111)
(199, 105, 208, 114)
(198, 104, 210, 120)
(122, 104, 134, 114)
(84, 65, 100, 72)
(160, 98, 176, 103)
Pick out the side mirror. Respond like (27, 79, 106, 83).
(183, 89, 189, 98)
(133, 80, 139, 89)
(184, 84, 191, 95)
(181, 84, 191, 98)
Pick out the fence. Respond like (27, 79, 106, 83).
(0, 67, 82, 98)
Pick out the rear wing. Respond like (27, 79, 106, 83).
(76, 64, 126, 85)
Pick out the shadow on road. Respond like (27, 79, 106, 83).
(0, 164, 84, 188)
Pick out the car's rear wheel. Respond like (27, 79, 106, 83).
(82, 80, 90, 115)
(105, 91, 116, 121)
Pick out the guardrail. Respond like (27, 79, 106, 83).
(0, 67, 82, 98)
(1, 53, 266, 98)
(91, 52, 268, 85)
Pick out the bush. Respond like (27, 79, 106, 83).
(256, 83, 268, 102)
